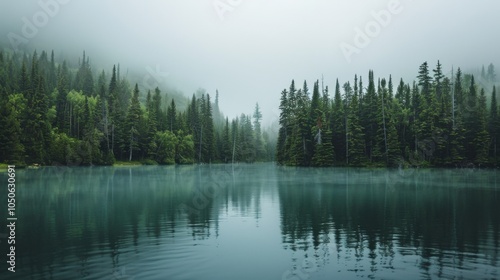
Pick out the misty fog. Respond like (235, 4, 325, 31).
(1, 0, 499, 125)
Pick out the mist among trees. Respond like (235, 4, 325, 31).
(1, 49, 498, 168)
(0, 50, 276, 166)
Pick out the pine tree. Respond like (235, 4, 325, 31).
(284, 81, 297, 165)
(487, 63, 496, 82)
(474, 88, 489, 165)
(108, 65, 119, 155)
(434, 77, 453, 166)
(394, 79, 412, 159)
(448, 68, 466, 165)
(253, 103, 265, 161)
(362, 71, 379, 163)
(221, 117, 231, 163)
(343, 82, 352, 164)
(145, 90, 158, 159)
(55, 61, 69, 132)
(74, 51, 94, 96)
(230, 118, 239, 163)
(384, 101, 401, 166)
(244, 114, 255, 162)
(48, 50, 57, 92)
(276, 89, 289, 164)
(290, 82, 313, 166)
(376, 79, 390, 165)
(332, 79, 346, 164)
(200, 94, 215, 163)
(18, 59, 30, 94)
(454, 68, 464, 118)
(236, 114, 255, 162)
(166, 99, 177, 133)
(187, 94, 201, 162)
(125, 84, 142, 161)
(153, 87, 163, 131)
(417, 61, 432, 102)
(416, 61, 438, 163)
(346, 84, 365, 166)
(433, 60, 444, 100)
(489, 86, 499, 165)
(310, 82, 322, 125)
(463, 75, 478, 162)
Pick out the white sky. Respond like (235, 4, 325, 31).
(2, 0, 500, 125)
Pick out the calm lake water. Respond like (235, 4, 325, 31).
(0, 163, 499, 279)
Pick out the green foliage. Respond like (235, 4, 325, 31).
(276, 89, 289, 164)
(22, 54, 52, 164)
(152, 131, 177, 164)
(311, 128, 335, 166)
(346, 88, 365, 166)
(276, 61, 500, 168)
(0, 90, 25, 164)
(125, 84, 143, 161)
(176, 133, 195, 164)
(50, 131, 79, 165)
(332, 79, 346, 164)
(0, 50, 269, 166)
(488, 86, 499, 164)
(253, 103, 265, 161)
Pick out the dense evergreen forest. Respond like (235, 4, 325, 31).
(276, 61, 499, 167)
(0, 50, 276, 166)
(1, 50, 498, 168)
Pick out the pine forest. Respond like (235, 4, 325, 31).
(0, 50, 275, 166)
(0, 50, 498, 168)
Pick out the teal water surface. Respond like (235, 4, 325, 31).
(0, 163, 499, 279)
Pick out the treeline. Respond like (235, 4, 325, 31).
(276, 61, 499, 167)
(0, 50, 275, 166)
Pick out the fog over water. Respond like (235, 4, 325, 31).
(1, 0, 499, 124)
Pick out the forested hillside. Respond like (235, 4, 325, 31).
(2, 51, 498, 168)
(276, 61, 499, 167)
(0, 50, 275, 166)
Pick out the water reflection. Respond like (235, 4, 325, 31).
(0, 164, 271, 279)
(277, 167, 500, 279)
(0, 165, 498, 279)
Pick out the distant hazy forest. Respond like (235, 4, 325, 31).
(0, 50, 498, 168)
(0, 50, 276, 166)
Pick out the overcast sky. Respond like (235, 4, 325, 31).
(2, 0, 499, 124)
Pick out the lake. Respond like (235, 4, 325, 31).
(0, 163, 499, 279)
